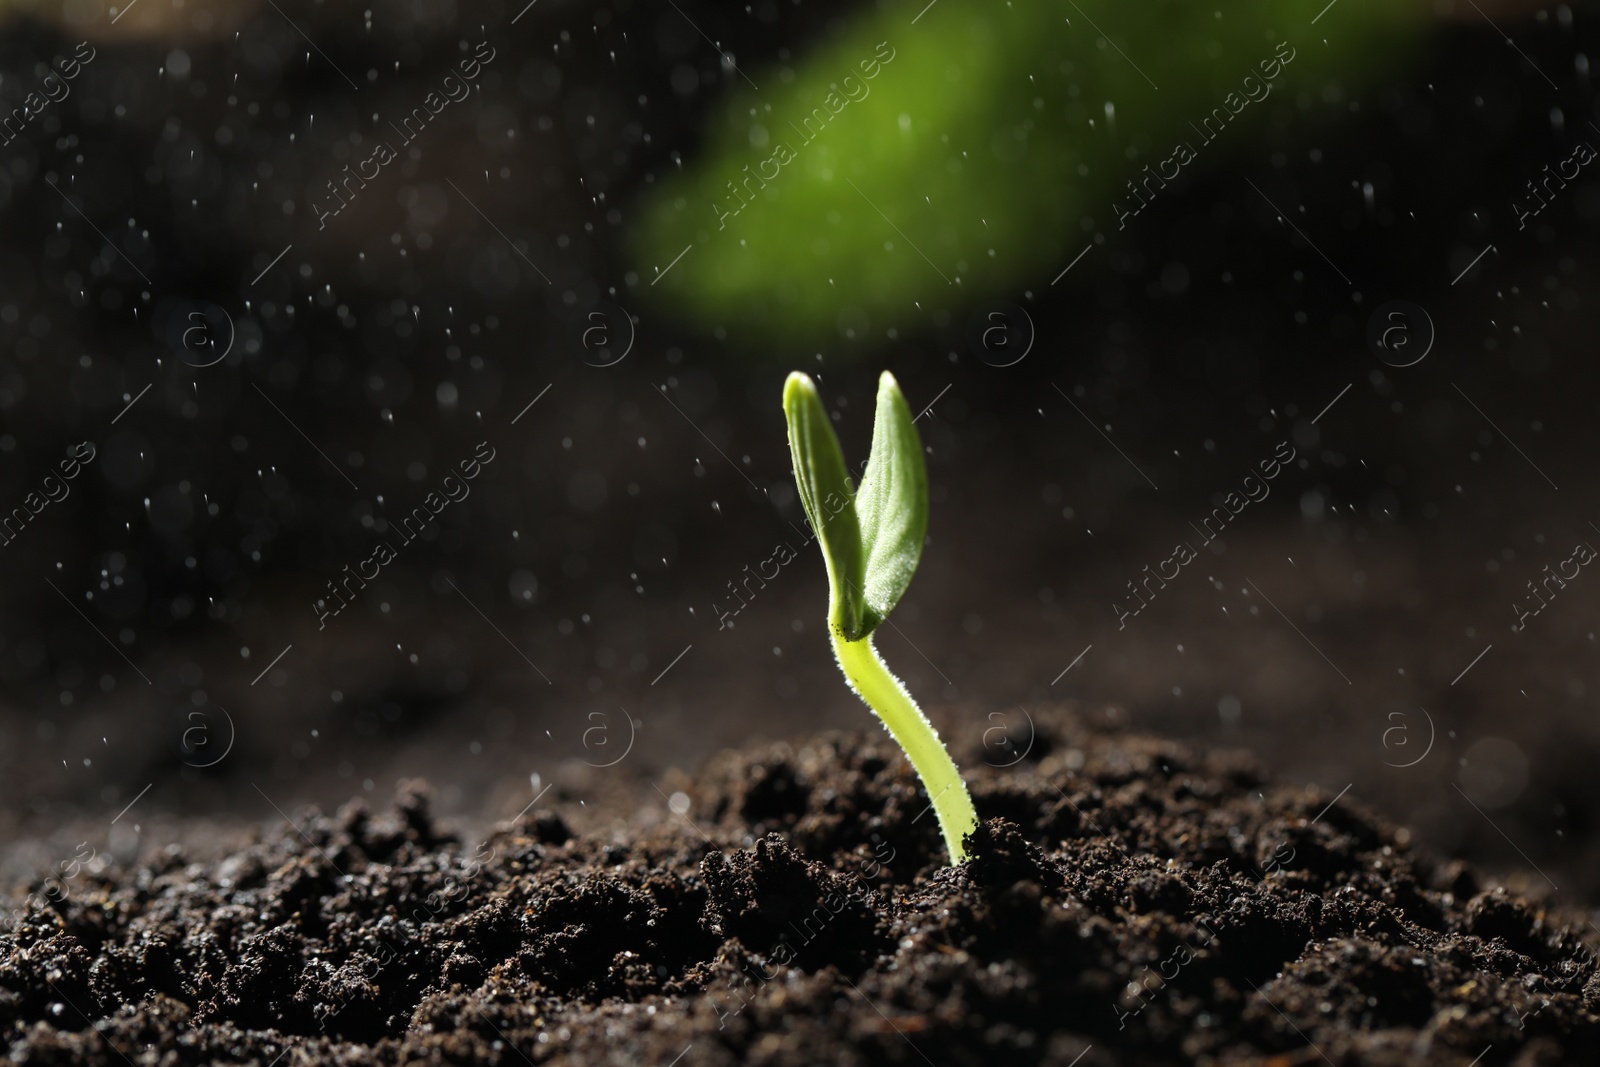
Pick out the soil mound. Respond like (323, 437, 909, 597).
(4, 722, 1597, 1065)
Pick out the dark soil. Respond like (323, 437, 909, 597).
(4, 714, 1597, 1066)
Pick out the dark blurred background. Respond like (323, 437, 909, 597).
(2, 0, 1599, 909)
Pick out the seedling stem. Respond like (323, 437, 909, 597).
(833, 633, 977, 862)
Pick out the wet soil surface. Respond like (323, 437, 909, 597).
(4, 715, 1597, 1066)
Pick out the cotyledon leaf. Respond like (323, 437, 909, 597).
(852, 372, 927, 640)
(783, 371, 866, 639)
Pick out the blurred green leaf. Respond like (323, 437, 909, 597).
(636, 0, 1426, 348)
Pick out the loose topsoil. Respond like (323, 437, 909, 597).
(4, 714, 1597, 1066)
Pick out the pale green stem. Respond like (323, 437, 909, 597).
(832, 632, 978, 864)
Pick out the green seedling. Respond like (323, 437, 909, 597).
(783, 370, 978, 864)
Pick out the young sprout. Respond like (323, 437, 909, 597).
(783, 370, 979, 864)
